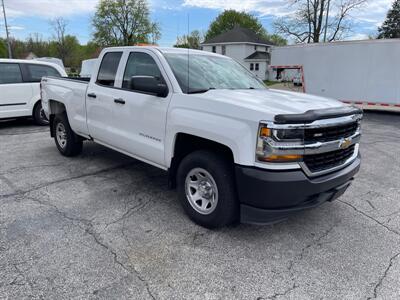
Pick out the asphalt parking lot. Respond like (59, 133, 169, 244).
(1, 112, 399, 299)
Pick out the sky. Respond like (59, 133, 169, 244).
(0, 0, 394, 46)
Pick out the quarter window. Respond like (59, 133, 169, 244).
(26, 64, 61, 82)
(0, 63, 23, 84)
(122, 52, 163, 90)
(97, 52, 123, 86)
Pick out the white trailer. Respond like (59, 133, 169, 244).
(270, 39, 400, 109)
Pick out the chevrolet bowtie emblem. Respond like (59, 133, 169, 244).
(339, 138, 352, 150)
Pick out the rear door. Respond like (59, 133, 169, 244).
(0, 63, 33, 117)
(86, 51, 124, 145)
(109, 50, 172, 166)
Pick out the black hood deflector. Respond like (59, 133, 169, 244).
(274, 106, 362, 124)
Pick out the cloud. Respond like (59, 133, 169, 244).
(182, 0, 391, 27)
(3, 0, 99, 18)
(182, 0, 290, 16)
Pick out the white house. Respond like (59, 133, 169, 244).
(201, 26, 274, 80)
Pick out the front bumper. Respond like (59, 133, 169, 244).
(235, 156, 361, 224)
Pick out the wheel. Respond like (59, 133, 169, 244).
(33, 102, 49, 126)
(53, 114, 83, 156)
(176, 150, 239, 228)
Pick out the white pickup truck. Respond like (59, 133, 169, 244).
(41, 46, 362, 228)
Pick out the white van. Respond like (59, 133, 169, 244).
(0, 59, 67, 125)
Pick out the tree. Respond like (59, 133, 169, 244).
(174, 30, 203, 49)
(51, 17, 69, 62)
(0, 39, 7, 58)
(378, 0, 400, 39)
(204, 10, 287, 45)
(92, 0, 160, 46)
(269, 34, 288, 46)
(26, 33, 49, 57)
(205, 10, 267, 41)
(275, 0, 367, 43)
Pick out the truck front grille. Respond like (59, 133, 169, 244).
(304, 144, 356, 173)
(305, 121, 358, 143)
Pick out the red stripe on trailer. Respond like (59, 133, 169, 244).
(341, 100, 400, 108)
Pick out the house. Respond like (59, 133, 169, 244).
(201, 26, 274, 80)
(25, 52, 38, 60)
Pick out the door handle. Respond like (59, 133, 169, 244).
(87, 93, 97, 98)
(114, 98, 125, 105)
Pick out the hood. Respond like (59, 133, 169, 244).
(193, 89, 344, 118)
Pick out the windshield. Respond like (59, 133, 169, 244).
(163, 52, 266, 94)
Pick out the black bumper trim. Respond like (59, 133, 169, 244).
(235, 157, 360, 224)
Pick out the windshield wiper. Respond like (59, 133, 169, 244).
(187, 87, 215, 94)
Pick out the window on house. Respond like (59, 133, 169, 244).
(250, 63, 254, 71)
(255, 63, 259, 71)
(212, 46, 216, 53)
(221, 45, 226, 55)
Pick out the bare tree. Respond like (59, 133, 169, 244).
(275, 0, 367, 43)
(51, 17, 68, 61)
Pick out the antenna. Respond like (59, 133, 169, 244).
(187, 13, 190, 93)
(1, 0, 12, 58)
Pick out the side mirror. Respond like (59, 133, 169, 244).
(130, 76, 168, 98)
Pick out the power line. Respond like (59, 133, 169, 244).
(1, 0, 12, 58)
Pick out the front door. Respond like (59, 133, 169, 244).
(110, 50, 171, 167)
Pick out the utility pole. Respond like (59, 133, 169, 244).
(1, 0, 12, 58)
(323, 0, 331, 43)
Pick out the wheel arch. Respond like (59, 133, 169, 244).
(168, 133, 235, 188)
(48, 100, 67, 137)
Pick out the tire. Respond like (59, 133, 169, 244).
(53, 114, 83, 157)
(176, 150, 239, 228)
(33, 102, 49, 126)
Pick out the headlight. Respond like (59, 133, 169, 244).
(256, 124, 304, 163)
(272, 128, 303, 141)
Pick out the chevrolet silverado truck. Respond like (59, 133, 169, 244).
(41, 47, 362, 228)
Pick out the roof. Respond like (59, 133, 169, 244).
(244, 51, 270, 60)
(202, 26, 274, 45)
(0, 58, 67, 74)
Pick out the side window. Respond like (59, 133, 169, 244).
(96, 52, 122, 87)
(26, 64, 62, 82)
(122, 52, 163, 90)
(0, 63, 23, 84)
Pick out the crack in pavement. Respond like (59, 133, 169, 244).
(367, 252, 400, 300)
(0, 162, 67, 177)
(260, 283, 298, 300)
(0, 162, 139, 199)
(22, 194, 157, 300)
(338, 200, 400, 236)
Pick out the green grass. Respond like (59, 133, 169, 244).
(263, 80, 278, 86)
